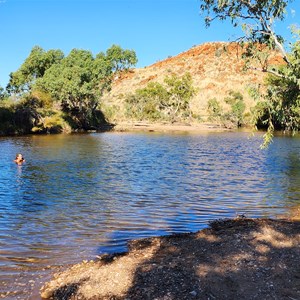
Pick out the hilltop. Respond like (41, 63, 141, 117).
(101, 42, 283, 128)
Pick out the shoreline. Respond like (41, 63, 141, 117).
(40, 217, 300, 300)
(110, 121, 237, 133)
(0, 122, 239, 138)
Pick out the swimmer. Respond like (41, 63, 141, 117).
(14, 153, 25, 165)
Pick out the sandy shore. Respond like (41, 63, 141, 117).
(40, 218, 300, 300)
(110, 121, 232, 133)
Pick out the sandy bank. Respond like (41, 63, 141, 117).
(111, 122, 232, 133)
(41, 218, 300, 300)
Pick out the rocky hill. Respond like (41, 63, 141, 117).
(102, 42, 283, 125)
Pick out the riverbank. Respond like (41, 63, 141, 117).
(111, 121, 232, 133)
(0, 121, 233, 137)
(40, 218, 300, 300)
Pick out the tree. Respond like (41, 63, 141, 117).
(160, 73, 196, 120)
(253, 36, 300, 133)
(200, 0, 293, 65)
(224, 91, 246, 127)
(106, 44, 138, 73)
(35, 45, 138, 130)
(126, 82, 169, 121)
(35, 49, 107, 130)
(7, 46, 64, 94)
(0, 85, 8, 101)
(199, 0, 299, 143)
(125, 73, 196, 121)
(3, 44, 138, 132)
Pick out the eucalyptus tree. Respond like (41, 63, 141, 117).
(5, 44, 137, 131)
(35, 49, 108, 129)
(7, 46, 64, 94)
(35, 45, 137, 130)
(200, 0, 292, 62)
(199, 0, 299, 143)
(0, 85, 8, 100)
(106, 44, 138, 73)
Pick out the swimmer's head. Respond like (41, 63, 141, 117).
(15, 154, 24, 160)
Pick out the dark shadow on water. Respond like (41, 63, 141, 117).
(96, 229, 172, 255)
(97, 122, 115, 132)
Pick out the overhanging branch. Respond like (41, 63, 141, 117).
(249, 66, 285, 78)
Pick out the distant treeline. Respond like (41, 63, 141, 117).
(0, 45, 137, 135)
(1, 41, 300, 137)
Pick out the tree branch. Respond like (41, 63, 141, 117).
(265, 23, 290, 64)
(249, 66, 285, 78)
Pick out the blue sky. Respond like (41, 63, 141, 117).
(0, 0, 298, 88)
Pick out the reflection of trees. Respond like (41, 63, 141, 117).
(285, 152, 300, 198)
(260, 136, 300, 217)
(282, 151, 300, 220)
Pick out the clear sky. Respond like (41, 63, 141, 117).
(0, 0, 298, 88)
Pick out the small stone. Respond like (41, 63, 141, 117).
(190, 290, 197, 296)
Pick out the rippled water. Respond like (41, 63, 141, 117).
(1, 131, 300, 299)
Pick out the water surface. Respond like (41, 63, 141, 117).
(1, 131, 300, 299)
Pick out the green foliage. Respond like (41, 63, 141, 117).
(247, 84, 261, 100)
(252, 33, 300, 133)
(34, 45, 137, 130)
(0, 85, 9, 101)
(32, 112, 70, 134)
(101, 104, 121, 122)
(35, 49, 101, 130)
(2, 44, 138, 134)
(207, 91, 246, 127)
(200, 0, 291, 42)
(200, 0, 292, 71)
(125, 82, 167, 121)
(125, 73, 196, 122)
(7, 46, 64, 94)
(224, 90, 243, 105)
(0, 96, 38, 135)
(106, 44, 138, 73)
(260, 121, 274, 149)
(164, 73, 196, 114)
(0, 90, 70, 135)
(207, 98, 223, 121)
(224, 91, 245, 126)
(200, 0, 298, 146)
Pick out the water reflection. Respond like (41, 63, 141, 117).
(0, 132, 300, 299)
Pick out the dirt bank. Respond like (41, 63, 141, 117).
(111, 122, 232, 133)
(40, 218, 300, 300)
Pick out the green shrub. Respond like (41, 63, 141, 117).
(125, 73, 196, 122)
(223, 90, 245, 127)
(207, 98, 223, 121)
(207, 91, 246, 127)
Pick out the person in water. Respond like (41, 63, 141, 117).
(14, 153, 25, 165)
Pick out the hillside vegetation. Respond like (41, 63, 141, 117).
(0, 42, 287, 135)
(101, 42, 282, 127)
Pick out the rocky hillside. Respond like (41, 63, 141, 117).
(102, 42, 283, 124)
